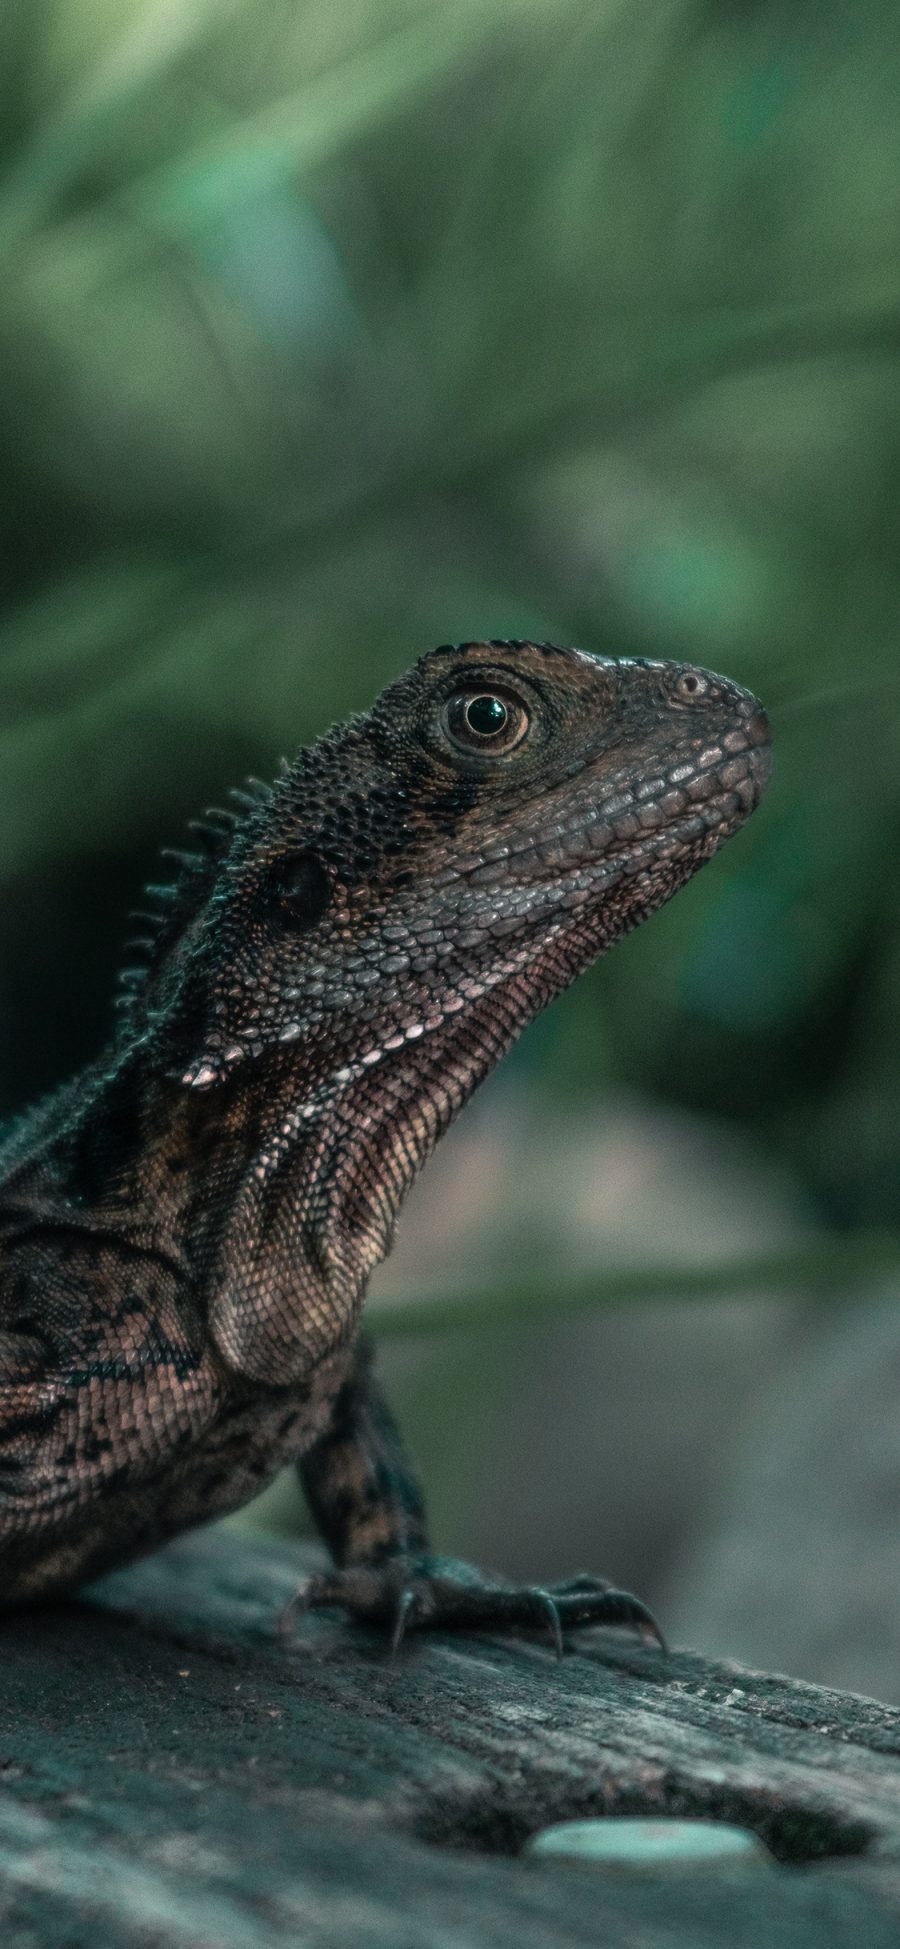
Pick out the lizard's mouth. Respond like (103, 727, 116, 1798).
(464, 725, 772, 899)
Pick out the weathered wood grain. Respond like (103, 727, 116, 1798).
(1, 1528, 900, 1947)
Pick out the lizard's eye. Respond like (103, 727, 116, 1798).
(270, 851, 331, 929)
(442, 689, 529, 755)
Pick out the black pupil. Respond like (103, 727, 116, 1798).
(271, 851, 331, 928)
(464, 694, 508, 737)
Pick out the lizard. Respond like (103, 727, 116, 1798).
(0, 639, 770, 1650)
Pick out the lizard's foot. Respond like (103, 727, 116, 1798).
(281, 1555, 666, 1657)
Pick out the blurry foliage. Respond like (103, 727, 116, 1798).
(1, 0, 900, 1232)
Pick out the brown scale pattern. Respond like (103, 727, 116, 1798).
(0, 641, 770, 1643)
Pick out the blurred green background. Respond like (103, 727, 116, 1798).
(3, 0, 900, 1669)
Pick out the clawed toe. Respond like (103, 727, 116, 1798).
(277, 1571, 325, 1636)
(278, 1558, 666, 1657)
(532, 1590, 564, 1660)
(549, 1579, 667, 1652)
(390, 1585, 426, 1655)
(278, 1567, 378, 1637)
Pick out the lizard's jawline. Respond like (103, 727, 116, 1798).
(183, 773, 761, 1108)
(245, 799, 747, 1184)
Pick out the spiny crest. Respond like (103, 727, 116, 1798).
(114, 777, 273, 1024)
(114, 718, 374, 1030)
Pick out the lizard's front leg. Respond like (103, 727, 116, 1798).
(290, 1340, 664, 1655)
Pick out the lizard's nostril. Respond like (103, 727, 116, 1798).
(746, 705, 771, 749)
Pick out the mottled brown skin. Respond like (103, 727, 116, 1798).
(0, 641, 770, 1646)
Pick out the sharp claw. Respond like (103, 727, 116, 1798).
(534, 1590, 564, 1660)
(600, 1587, 668, 1654)
(275, 1563, 666, 1660)
(635, 1607, 668, 1655)
(277, 1582, 311, 1637)
(306, 1575, 325, 1605)
(390, 1587, 417, 1657)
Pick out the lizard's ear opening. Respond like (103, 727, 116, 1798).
(268, 852, 332, 930)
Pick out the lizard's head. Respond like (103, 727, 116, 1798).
(142, 640, 769, 1126)
(118, 640, 770, 1356)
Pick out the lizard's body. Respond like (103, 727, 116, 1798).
(0, 641, 770, 1640)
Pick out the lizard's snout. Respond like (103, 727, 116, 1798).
(746, 702, 772, 748)
(740, 699, 773, 798)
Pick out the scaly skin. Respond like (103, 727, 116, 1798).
(0, 641, 770, 1648)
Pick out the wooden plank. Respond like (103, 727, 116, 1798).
(1, 1528, 900, 1946)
